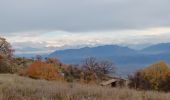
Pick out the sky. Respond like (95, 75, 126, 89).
(1, 0, 170, 54)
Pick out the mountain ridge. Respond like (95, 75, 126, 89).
(48, 43, 170, 73)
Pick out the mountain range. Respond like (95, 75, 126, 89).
(48, 43, 170, 73)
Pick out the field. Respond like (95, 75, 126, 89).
(0, 74, 170, 100)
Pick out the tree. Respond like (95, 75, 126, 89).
(0, 37, 14, 59)
(0, 37, 15, 73)
(97, 60, 116, 75)
(82, 57, 116, 82)
(83, 57, 98, 72)
(35, 55, 42, 61)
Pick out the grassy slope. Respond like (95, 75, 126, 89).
(0, 74, 170, 100)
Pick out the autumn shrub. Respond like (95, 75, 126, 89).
(63, 65, 82, 82)
(26, 61, 63, 81)
(159, 74, 170, 92)
(12, 57, 34, 68)
(129, 61, 170, 91)
(46, 58, 63, 66)
(128, 70, 150, 90)
(82, 70, 97, 84)
(60, 64, 97, 84)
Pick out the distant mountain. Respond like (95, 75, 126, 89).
(48, 43, 170, 73)
(15, 53, 35, 58)
(49, 45, 138, 63)
(141, 43, 170, 54)
(15, 53, 48, 59)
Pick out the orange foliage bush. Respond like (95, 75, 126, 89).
(141, 61, 170, 90)
(26, 61, 63, 80)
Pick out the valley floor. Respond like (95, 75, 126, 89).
(0, 74, 170, 100)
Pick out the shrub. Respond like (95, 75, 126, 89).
(128, 70, 150, 90)
(0, 55, 12, 73)
(82, 70, 97, 84)
(26, 61, 63, 81)
(62, 65, 82, 82)
(46, 58, 62, 66)
(129, 61, 170, 91)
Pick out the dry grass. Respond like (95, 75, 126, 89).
(0, 74, 170, 100)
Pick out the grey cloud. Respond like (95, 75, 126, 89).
(12, 41, 51, 54)
(10, 32, 170, 54)
(1, 0, 170, 33)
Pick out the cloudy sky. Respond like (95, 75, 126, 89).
(1, 0, 170, 54)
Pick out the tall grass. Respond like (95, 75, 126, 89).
(0, 74, 170, 100)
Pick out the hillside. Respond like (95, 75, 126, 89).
(0, 74, 170, 100)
